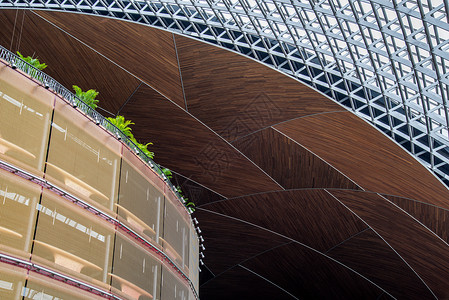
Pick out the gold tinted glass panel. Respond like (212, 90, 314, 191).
(160, 266, 190, 300)
(46, 98, 121, 211)
(118, 158, 163, 245)
(32, 189, 114, 286)
(0, 65, 53, 177)
(188, 289, 195, 300)
(111, 233, 161, 300)
(24, 272, 104, 300)
(0, 263, 27, 299)
(122, 148, 166, 194)
(162, 197, 190, 272)
(189, 226, 199, 292)
(0, 169, 39, 259)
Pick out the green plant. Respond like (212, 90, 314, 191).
(106, 115, 155, 159)
(73, 85, 99, 109)
(135, 140, 155, 159)
(162, 167, 173, 179)
(107, 115, 135, 139)
(105, 116, 189, 209)
(175, 185, 195, 211)
(185, 200, 196, 212)
(175, 185, 183, 195)
(16, 51, 47, 70)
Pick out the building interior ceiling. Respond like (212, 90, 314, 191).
(1, 0, 448, 186)
(0, 3, 449, 299)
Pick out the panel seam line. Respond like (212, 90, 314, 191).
(197, 207, 396, 299)
(324, 189, 437, 299)
(172, 33, 188, 111)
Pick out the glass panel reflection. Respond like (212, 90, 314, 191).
(160, 266, 190, 300)
(122, 148, 166, 196)
(0, 67, 52, 177)
(0, 65, 198, 299)
(32, 189, 114, 286)
(118, 158, 163, 245)
(189, 225, 199, 292)
(188, 289, 195, 300)
(24, 272, 104, 300)
(0, 169, 39, 259)
(0, 263, 26, 299)
(111, 233, 161, 300)
(46, 99, 121, 211)
(162, 197, 190, 273)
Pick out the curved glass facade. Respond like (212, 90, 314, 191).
(1, 0, 447, 185)
(0, 59, 199, 299)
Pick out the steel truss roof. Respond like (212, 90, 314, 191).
(1, 0, 449, 185)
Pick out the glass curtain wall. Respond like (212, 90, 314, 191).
(0, 64, 199, 299)
(0, 64, 53, 178)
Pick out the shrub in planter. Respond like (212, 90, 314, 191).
(16, 51, 47, 70)
(73, 85, 99, 110)
(106, 115, 155, 159)
(107, 115, 134, 139)
(134, 139, 155, 159)
(161, 167, 173, 179)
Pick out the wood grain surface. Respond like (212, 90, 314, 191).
(119, 84, 282, 198)
(201, 189, 367, 252)
(329, 189, 449, 299)
(199, 265, 296, 300)
(35, 10, 185, 108)
(241, 242, 386, 299)
(385, 195, 449, 244)
(171, 172, 226, 207)
(232, 126, 361, 190)
(0, 10, 141, 115)
(275, 112, 449, 209)
(194, 209, 288, 275)
(327, 228, 433, 299)
(175, 35, 344, 142)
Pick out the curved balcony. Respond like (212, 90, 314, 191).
(0, 52, 199, 299)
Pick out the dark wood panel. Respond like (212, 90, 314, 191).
(0, 10, 141, 115)
(327, 229, 432, 299)
(329, 190, 449, 299)
(175, 35, 344, 142)
(171, 172, 226, 207)
(120, 84, 282, 198)
(241, 242, 386, 299)
(35, 10, 185, 108)
(199, 262, 215, 287)
(275, 112, 449, 209)
(194, 209, 288, 275)
(203, 189, 367, 252)
(385, 195, 449, 244)
(0, 9, 17, 49)
(200, 265, 296, 300)
(377, 292, 394, 300)
(232, 127, 360, 190)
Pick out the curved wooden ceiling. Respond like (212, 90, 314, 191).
(1, 9, 449, 299)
